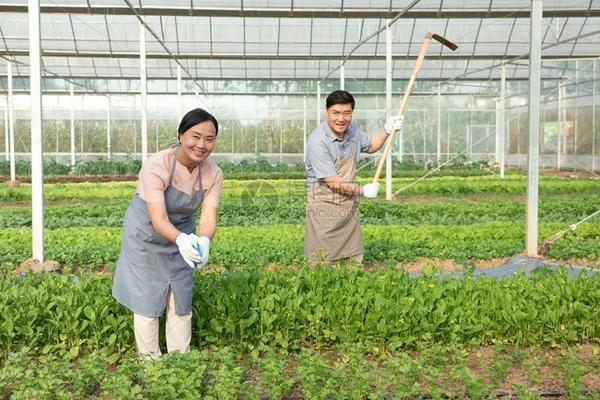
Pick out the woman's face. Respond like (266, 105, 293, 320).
(178, 120, 217, 167)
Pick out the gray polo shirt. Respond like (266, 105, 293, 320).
(305, 120, 371, 184)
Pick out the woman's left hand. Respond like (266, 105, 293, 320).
(190, 234, 210, 268)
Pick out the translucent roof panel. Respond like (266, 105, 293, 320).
(244, 0, 292, 6)
(245, 17, 280, 54)
(1, 1, 600, 91)
(104, 15, 143, 53)
(209, 17, 245, 55)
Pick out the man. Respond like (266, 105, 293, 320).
(304, 90, 403, 264)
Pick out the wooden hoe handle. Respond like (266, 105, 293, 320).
(373, 32, 433, 184)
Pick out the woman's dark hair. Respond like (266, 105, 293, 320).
(178, 108, 219, 140)
(326, 90, 355, 110)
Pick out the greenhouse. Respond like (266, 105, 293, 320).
(0, 1, 599, 398)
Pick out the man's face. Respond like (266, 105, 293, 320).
(326, 103, 353, 136)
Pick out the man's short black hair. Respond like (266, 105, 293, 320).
(326, 90, 355, 110)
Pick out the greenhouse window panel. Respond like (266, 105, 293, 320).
(245, 17, 280, 42)
(244, 0, 291, 6)
(245, 43, 279, 54)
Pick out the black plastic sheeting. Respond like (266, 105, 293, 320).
(471, 255, 598, 279)
(411, 255, 598, 279)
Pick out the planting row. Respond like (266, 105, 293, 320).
(1, 196, 599, 229)
(1, 343, 597, 400)
(0, 155, 501, 178)
(1, 222, 599, 267)
(2, 175, 599, 202)
(1, 268, 598, 357)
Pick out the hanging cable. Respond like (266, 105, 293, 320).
(319, 0, 423, 83)
(392, 130, 497, 196)
(539, 209, 600, 257)
(122, 0, 209, 98)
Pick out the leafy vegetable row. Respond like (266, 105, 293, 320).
(1, 222, 598, 267)
(1, 267, 598, 359)
(2, 175, 599, 202)
(4, 196, 598, 229)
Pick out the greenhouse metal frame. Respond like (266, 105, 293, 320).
(1, 0, 599, 260)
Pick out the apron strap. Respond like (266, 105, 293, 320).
(168, 146, 180, 187)
(197, 164, 203, 194)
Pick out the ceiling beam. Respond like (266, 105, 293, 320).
(1, 4, 599, 18)
(1, 50, 596, 61)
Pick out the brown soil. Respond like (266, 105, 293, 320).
(6, 179, 22, 187)
(466, 345, 496, 384)
(394, 191, 600, 204)
(575, 343, 599, 363)
(15, 258, 62, 274)
(498, 367, 530, 391)
(274, 344, 600, 397)
(395, 257, 510, 273)
(245, 343, 599, 396)
(393, 194, 527, 204)
(0, 175, 138, 184)
(156, 256, 596, 276)
(540, 169, 600, 179)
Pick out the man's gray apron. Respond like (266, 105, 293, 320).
(112, 146, 203, 317)
(304, 143, 363, 261)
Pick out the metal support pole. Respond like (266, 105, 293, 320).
(29, 0, 44, 262)
(557, 80, 563, 171)
(279, 119, 283, 162)
(177, 64, 182, 120)
(397, 119, 403, 162)
(525, 0, 542, 257)
(70, 83, 75, 166)
(55, 116, 59, 162)
(140, 20, 148, 162)
(254, 124, 258, 156)
(316, 81, 321, 124)
(385, 19, 393, 200)
(500, 64, 506, 178)
(562, 86, 567, 160)
(422, 108, 427, 163)
(3, 97, 8, 161)
(340, 61, 345, 90)
(106, 95, 111, 161)
(517, 106, 521, 162)
(593, 60, 597, 172)
(231, 120, 235, 163)
(80, 117, 83, 154)
(303, 95, 307, 162)
(437, 83, 441, 162)
(447, 102, 450, 161)
(7, 60, 15, 181)
(574, 60, 578, 157)
(468, 96, 473, 158)
(495, 100, 500, 161)
(465, 126, 469, 158)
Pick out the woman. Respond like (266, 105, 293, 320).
(112, 108, 223, 359)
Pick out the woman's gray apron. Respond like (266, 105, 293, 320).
(112, 146, 203, 317)
(304, 143, 363, 261)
